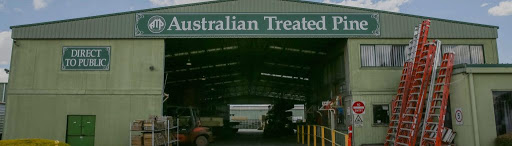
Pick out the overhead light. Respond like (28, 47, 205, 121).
(201, 76, 206, 81)
(186, 58, 192, 66)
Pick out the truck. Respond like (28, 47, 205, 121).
(165, 106, 213, 146)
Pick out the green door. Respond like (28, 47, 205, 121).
(67, 115, 96, 146)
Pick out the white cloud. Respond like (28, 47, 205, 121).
(0, 70, 7, 82)
(323, 0, 409, 12)
(149, 0, 213, 7)
(0, 31, 12, 67)
(481, 3, 489, 7)
(489, 1, 512, 16)
(33, 0, 49, 10)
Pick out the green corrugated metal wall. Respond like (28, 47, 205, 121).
(11, 0, 497, 39)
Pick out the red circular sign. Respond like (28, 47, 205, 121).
(352, 101, 365, 114)
(455, 109, 463, 122)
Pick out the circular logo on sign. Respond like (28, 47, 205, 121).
(352, 101, 365, 114)
(147, 15, 166, 33)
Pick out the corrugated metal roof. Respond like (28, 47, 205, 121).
(10, 0, 498, 39)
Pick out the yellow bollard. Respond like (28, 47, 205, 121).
(331, 130, 335, 146)
(302, 125, 305, 144)
(298, 125, 300, 144)
(308, 125, 310, 146)
(321, 127, 325, 146)
(345, 134, 349, 146)
(313, 125, 317, 146)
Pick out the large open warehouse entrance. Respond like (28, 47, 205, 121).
(162, 38, 346, 143)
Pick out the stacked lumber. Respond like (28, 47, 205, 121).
(131, 115, 175, 146)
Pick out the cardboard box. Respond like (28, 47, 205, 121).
(131, 135, 142, 146)
(132, 120, 144, 131)
(143, 133, 167, 146)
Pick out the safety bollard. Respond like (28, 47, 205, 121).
(321, 127, 325, 146)
(302, 125, 305, 144)
(348, 126, 352, 146)
(308, 125, 310, 146)
(345, 135, 349, 146)
(331, 130, 335, 146)
(313, 125, 317, 146)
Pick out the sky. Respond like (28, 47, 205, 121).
(0, 0, 511, 82)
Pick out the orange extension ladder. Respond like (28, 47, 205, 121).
(395, 26, 438, 146)
(419, 53, 455, 146)
(384, 62, 413, 146)
(384, 20, 430, 146)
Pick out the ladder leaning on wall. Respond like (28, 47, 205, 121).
(384, 20, 430, 146)
(419, 52, 455, 146)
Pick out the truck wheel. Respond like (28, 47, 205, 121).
(195, 136, 208, 146)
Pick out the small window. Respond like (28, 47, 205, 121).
(361, 45, 407, 67)
(0, 83, 5, 103)
(493, 91, 512, 136)
(442, 45, 484, 64)
(373, 104, 389, 125)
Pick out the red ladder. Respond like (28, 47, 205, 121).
(395, 42, 438, 146)
(385, 20, 431, 146)
(420, 53, 455, 146)
(385, 62, 413, 146)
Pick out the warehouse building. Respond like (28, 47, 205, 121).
(4, 0, 512, 146)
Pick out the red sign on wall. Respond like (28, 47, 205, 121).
(352, 101, 365, 114)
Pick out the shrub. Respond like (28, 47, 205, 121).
(497, 133, 512, 146)
(0, 139, 69, 146)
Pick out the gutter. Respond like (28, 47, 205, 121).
(469, 73, 480, 146)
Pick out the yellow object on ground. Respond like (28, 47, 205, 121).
(0, 139, 70, 146)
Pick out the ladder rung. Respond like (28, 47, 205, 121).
(396, 142, 409, 146)
(386, 139, 395, 142)
(427, 122, 438, 125)
(424, 130, 437, 133)
(401, 128, 413, 131)
(393, 113, 400, 115)
(431, 106, 441, 109)
(430, 114, 440, 117)
(435, 83, 445, 86)
(423, 137, 435, 141)
(403, 121, 414, 124)
(433, 98, 443, 101)
(411, 92, 420, 95)
(439, 67, 447, 70)
(391, 120, 399, 122)
(438, 75, 446, 78)
(407, 107, 416, 109)
(388, 133, 396, 136)
(434, 91, 443, 93)
(404, 114, 415, 116)
(398, 135, 410, 138)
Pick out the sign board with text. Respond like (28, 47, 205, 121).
(135, 13, 380, 36)
(354, 114, 363, 127)
(62, 47, 111, 70)
(352, 101, 365, 114)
